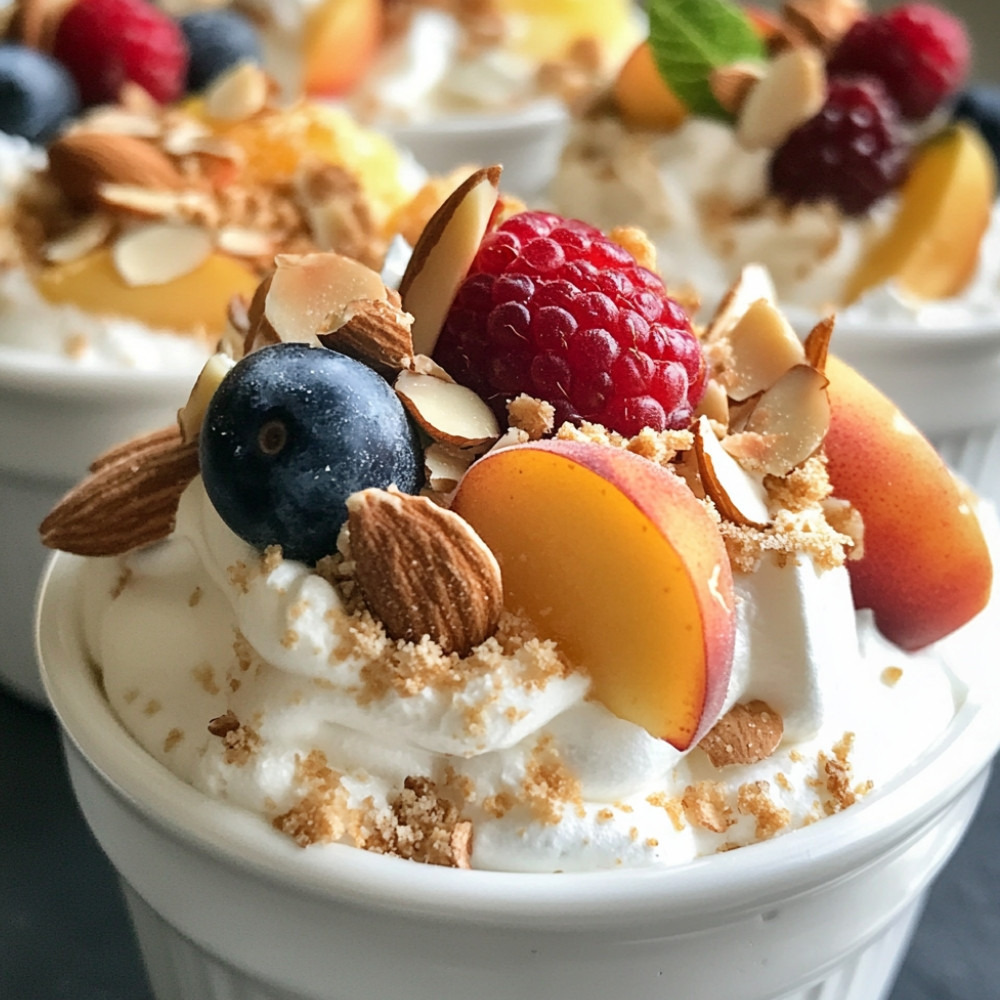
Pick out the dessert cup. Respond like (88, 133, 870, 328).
(37, 533, 1000, 1000)
(0, 347, 195, 706)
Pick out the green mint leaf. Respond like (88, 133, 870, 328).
(648, 0, 766, 120)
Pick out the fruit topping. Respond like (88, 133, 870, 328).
(179, 10, 262, 93)
(303, 0, 382, 99)
(199, 344, 422, 565)
(768, 77, 909, 216)
(827, 2, 969, 120)
(612, 40, 688, 131)
(432, 210, 706, 436)
(0, 43, 80, 143)
(52, 0, 188, 106)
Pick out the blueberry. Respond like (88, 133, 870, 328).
(200, 344, 423, 565)
(953, 86, 1000, 174)
(0, 45, 79, 144)
(180, 10, 262, 93)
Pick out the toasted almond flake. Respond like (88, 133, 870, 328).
(783, 0, 863, 49)
(159, 119, 213, 155)
(400, 165, 502, 357)
(803, 315, 834, 373)
(395, 370, 500, 447)
(408, 354, 455, 381)
(424, 442, 473, 493)
(692, 378, 729, 428)
(725, 298, 806, 401)
(43, 215, 112, 263)
(204, 61, 269, 122)
(709, 61, 765, 116)
(699, 701, 784, 767)
(177, 353, 236, 444)
(318, 296, 414, 373)
(96, 183, 217, 223)
(263, 253, 388, 345)
(736, 46, 826, 151)
(743, 364, 831, 476)
(112, 223, 213, 287)
(704, 264, 777, 342)
(76, 107, 162, 137)
(40, 425, 199, 556)
(347, 487, 503, 656)
(693, 415, 770, 528)
(217, 226, 274, 258)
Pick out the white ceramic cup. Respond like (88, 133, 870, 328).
(0, 346, 196, 706)
(379, 99, 569, 201)
(38, 548, 1000, 1000)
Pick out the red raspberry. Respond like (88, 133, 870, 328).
(768, 78, 909, 216)
(52, 0, 188, 106)
(432, 212, 705, 438)
(827, 3, 969, 120)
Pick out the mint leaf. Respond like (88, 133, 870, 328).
(648, 0, 766, 120)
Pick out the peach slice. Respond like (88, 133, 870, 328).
(451, 440, 735, 748)
(824, 355, 992, 650)
(612, 41, 688, 131)
(302, 0, 382, 98)
(33, 248, 259, 337)
(844, 124, 996, 304)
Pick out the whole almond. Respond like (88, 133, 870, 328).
(48, 132, 184, 208)
(347, 488, 503, 656)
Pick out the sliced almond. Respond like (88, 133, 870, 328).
(318, 296, 414, 374)
(217, 226, 274, 258)
(395, 370, 500, 447)
(112, 223, 213, 287)
(262, 253, 388, 346)
(96, 183, 218, 224)
(177, 353, 236, 444)
(783, 0, 863, 49)
(803, 314, 834, 373)
(43, 215, 112, 263)
(424, 442, 474, 494)
(726, 298, 806, 401)
(203, 61, 269, 122)
(709, 61, 765, 116)
(704, 264, 777, 342)
(698, 700, 783, 767)
(692, 378, 729, 428)
(48, 132, 183, 207)
(76, 107, 162, 138)
(347, 487, 503, 656)
(399, 165, 502, 357)
(736, 46, 826, 151)
(40, 425, 200, 556)
(743, 364, 831, 476)
(693, 416, 770, 528)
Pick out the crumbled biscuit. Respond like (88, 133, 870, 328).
(682, 781, 734, 833)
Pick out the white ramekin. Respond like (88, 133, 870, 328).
(37, 544, 1000, 1000)
(0, 346, 197, 706)
(379, 99, 569, 200)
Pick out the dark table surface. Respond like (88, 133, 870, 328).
(2, 682, 999, 1000)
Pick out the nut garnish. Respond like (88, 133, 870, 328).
(394, 370, 500, 448)
(699, 700, 784, 767)
(318, 296, 414, 374)
(111, 222, 213, 286)
(47, 132, 183, 208)
(693, 416, 770, 528)
(724, 298, 806, 401)
(177, 352, 236, 444)
(783, 0, 863, 50)
(40, 425, 199, 556)
(347, 487, 503, 656)
(709, 61, 765, 117)
(203, 61, 269, 122)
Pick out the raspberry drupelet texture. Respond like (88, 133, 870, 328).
(768, 78, 909, 217)
(433, 212, 706, 437)
(52, 0, 189, 106)
(827, 2, 969, 120)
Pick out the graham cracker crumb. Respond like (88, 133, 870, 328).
(647, 791, 686, 831)
(123, 687, 139, 705)
(143, 699, 161, 716)
(272, 750, 349, 848)
(736, 780, 790, 839)
(110, 565, 132, 600)
(521, 735, 584, 825)
(682, 781, 734, 833)
(507, 393, 555, 440)
(281, 628, 299, 650)
(188, 586, 203, 607)
(191, 662, 220, 695)
(163, 728, 184, 753)
(63, 333, 89, 359)
(208, 710, 260, 766)
(881, 666, 903, 687)
(555, 420, 693, 468)
(609, 225, 657, 271)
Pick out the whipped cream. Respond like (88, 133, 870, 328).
(551, 116, 1000, 331)
(79, 476, 959, 872)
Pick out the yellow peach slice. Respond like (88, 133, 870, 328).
(33, 248, 260, 337)
(303, 0, 382, 98)
(451, 440, 735, 748)
(497, 0, 637, 62)
(612, 41, 688, 132)
(824, 354, 992, 650)
(844, 124, 996, 304)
